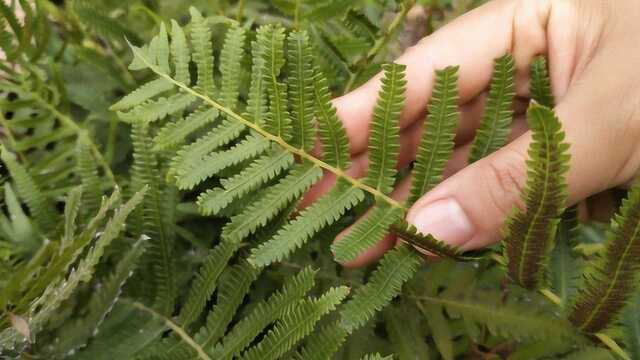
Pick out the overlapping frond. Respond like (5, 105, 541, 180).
(240, 286, 349, 360)
(468, 54, 515, 163)
(340, 244, 422, 331)
(568, 183, 640, 333)
(409, 66, 460, 204)
(503, 104, 570, 289)
(363, 63, 405, 194)
(287, 30, 316, 151)
(249, 180, 365, 267)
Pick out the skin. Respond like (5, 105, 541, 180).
(306, 0, 640, 267)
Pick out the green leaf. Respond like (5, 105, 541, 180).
(340, 244, 421, 331)
(503, 104, 570, 289)
(110, 78, 174, 111)
(117, 92, 197, 123)
(197, 149, 294, 216)
(332, 203, 403, 263)
(409, 66, 460, 204)
(312, 65, 351, 169)
(240, 286, 349, 360)
(153, 107, 219, 151)
(189, 7, 215, 97)
(363, 63, 405, 194)
(222, 162, 323, 243)
(249, 180, 365, 267)
(219, 24, 246, 108)
(468, 54, 515, 163)
(76, 134, 102, 220)
(569, 182, 640, 333)
(287, 30, 316, 151)
(293, 321, 348, 360)
(530, 56, 555, 108)
(384, 303, 431, 360)
(170, 20, 191, 85)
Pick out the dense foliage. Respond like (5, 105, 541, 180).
(1, 1, 639, 359)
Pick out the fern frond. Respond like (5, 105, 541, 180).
(332, 204, 403, 263)
(468, 54, 515, 163)
(70, 0, 138, 43)
(564, 347, 616, 360)
(293, 321, 348, 360)
(312, 65, 351, 169)
(390, 221, 465, 259)
(130, 121, 176, 315)
(178, 242, 238, 327)
(170, 20, 191, 85)
(408, 66, 460, 204)
(153, 107, 219, 151)
(222, 163, 323, 243)
(363, 63, 405, 194)
(245, 35, 269, 124)
(287, 30, 316, 151)
(110, 78, 174, 112)
(117, 93, 197, 123)
(568, 183, 640, 333)
(195, 262, 258, 349)
(530, 56, 555, 108)
(384, 303, 431, 360)
(249, 180, 365, 267)
(416, 289, 581, 342)
(503, 104, 570, 289)
(340, 244, 422, 331)
(240, 286, 349, 360)
(212, 268, 316, 359)
(76, 134, 102, 220)
(623, 296, 640, 360)
(47, 238, 148, 357)
(0, 146, 56, 235)
(169, 120, 245, 177)
(220, 24, 246, 108)
(189, 7, 215, 97)
(197, 149, 294, 216)
(175, 135, 270, 190)
(259, 24, 292, 139)
(63, 187, 83, 249)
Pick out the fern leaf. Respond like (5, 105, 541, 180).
(189, 7, 215, 97)
(364, 63, 405, 194)
(390, 221, 465, 259)
(130, 121, 176, 315)
(222, 162, 323, 243)
(293, 321, 348, 360)
(110, 78, 174, 111)
(332, 203, 403, 263)
(175, 135, 270, 190)
(76, 134, 102, 220)
(213, 268, 317, 359)
(409, 66, 460, 204)
(195, 262, 258, 349)
(340, 244, 422, 331)
(384, 304, 431, 360)
(287, 30, 316, 151)
(63, 187, 83, 249)
(550, 207, 581, 309)
(468, 54, 515, 163)
(240, 286, 349, 360)
(503, 104, 570, 289)
(170, 20, 191, 85)
(249, 180, 365, 267)
(312, 65, 351, 169)
(153, 107, 219, 151)
(0, 145, 56, 235)
(47, 238, 148, 357)
(568, 183, 640, 333)
(245, 35, 269, 124)
(197, 149, 294, 216)
(219, 24, 246, 108)
(530, 56, 555, 108)
(623, 296, 640, 360)
(418, 289, 581, 342)
(117, 93, 197, 123)
(258, 24, 292, 139)
(169, 120, 245, 177)
(178, 242, 238, 327)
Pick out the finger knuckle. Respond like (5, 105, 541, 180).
(482, 149, 528, 217)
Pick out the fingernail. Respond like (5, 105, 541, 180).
(408, 198, 475, 247)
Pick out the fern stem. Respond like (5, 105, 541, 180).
(124, 300, 212, 360)
(32, 96, 116, 184)
(131, 45, 406, 211)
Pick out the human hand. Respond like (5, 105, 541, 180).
(307, 0, 640, 267)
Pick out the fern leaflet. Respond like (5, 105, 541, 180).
(530, 56, 555, 108)
(287, 30, 316, 151)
